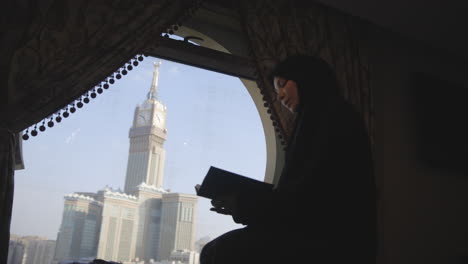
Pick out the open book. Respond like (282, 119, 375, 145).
(195, 166, 274, 200)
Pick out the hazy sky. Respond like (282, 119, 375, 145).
(11, 57, 266, 242)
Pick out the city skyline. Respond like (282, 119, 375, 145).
(11, 57, 266, 243)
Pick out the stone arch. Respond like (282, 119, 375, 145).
(165, 25, 284, 184)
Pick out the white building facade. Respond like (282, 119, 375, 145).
(159, 194, 197, 261)
(95, 190, 138, 261)
(54, 194, 102, 262)
(54, 62, 198, 264)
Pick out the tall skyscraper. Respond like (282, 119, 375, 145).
(54, 61, 198, 264)
(159, 193, 197, 261)
(24, 239, 56, 264)
(124, 61, 167, 194)
(8, 235, 56, 264)
(95, 189, 138, 261)
(54, 194, 102, 261)
(133, 184, 165, 262)
(8, 238, 25, 264)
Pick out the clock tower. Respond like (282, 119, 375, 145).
(124, 61, 168, 194)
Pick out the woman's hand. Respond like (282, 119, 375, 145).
(210, 195, 237, 216)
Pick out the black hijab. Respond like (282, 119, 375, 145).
(270, 55, 341, 114)
(271, 55, 345, 186)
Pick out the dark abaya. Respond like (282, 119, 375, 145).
(201, 55, 377, 264)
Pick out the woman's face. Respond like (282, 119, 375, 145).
(273, 76, 300, 113)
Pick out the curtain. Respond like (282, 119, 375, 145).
(1, 0, 200, 260)
(0, 129, 15, 264)
(238, 0, 374, 149)
(3, 0, 200, 132)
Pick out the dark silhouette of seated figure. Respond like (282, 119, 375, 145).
(91, 259, 121, 264)
(200, 55, 377, 264)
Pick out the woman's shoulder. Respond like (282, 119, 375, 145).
(333, 99, 364, 124)
(301, 97, 356, 122)
(295, 97, 365, 137)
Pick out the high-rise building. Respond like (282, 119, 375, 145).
(8, 238, 25, 264)
(124, 60, 167, 194)
(95, 189, 138, 261)
(159, 194, 197, 261)
(24, 239, 56, 264)
(8, 235, 56, 264)
(54, 194, 102, 262)
(133, 184, 166, 262)
(54, 61, 198, 264)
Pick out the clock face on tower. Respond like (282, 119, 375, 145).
(136, 110, 151, 127)
(154, 112, 165, 128)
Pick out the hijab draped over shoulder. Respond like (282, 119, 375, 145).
(267, 55, 376, 261)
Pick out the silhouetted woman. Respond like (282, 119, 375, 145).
(200, 55, 377, 264)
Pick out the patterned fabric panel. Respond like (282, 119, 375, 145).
(238, 0, 374, 150)
(5, 0, 200, 131)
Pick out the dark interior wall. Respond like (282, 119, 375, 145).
(367, 25, 468, 264)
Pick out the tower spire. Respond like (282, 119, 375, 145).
(148, 60, 162, 101)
